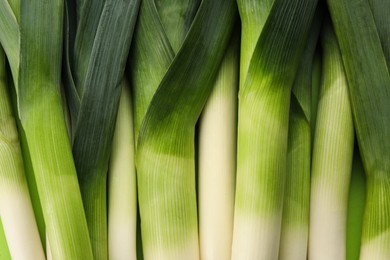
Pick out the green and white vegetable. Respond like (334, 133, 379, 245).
(278, 13, 321, 260)
(198, 35, 239, 260)
(0, 0, 92, 258)
(130, 0, 236, 258)
(108, 79, 137, 260)
(63, 0, 140, 258)
(327, 0, 390, 259)
(0, 1, 388, 259)
(308, 22, 354, 260)
(0, 46, 44, 260)
(232, 0, 318, 258)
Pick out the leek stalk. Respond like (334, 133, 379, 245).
(198, 34, 239, 260)
(108, 79, 137, 260)
(327, 0, 390, 258)
(0, 0, 93, 258)
(131, 0, 236, 258)
(64, 0, 140, 258)
(308, 22, 354, 260)
(0, 45, 44, 260)
(232, 0, 318, 258)
(278, 12, 321, 260)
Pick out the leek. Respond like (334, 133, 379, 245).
(346, 149, 366, 260)
(131, 0, 236, 258)
(0, 0, 93, 258)
(198, 34, 239, 260)
(308, 21, 354, 260)
(278, 12, 321, 260)
(64, 0, 140, 258)
(327, 0, 390, 258)
(108, 79, 137, 260)
(232, 0, 318, 258)
(7, 74, 46, 248)
(0, 45, 44, 259)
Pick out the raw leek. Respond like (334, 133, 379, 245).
(327, 0, 390, 258)
(64, 0, 140, 258)
(0, 45, 44, 260)
(198, 34, 239, 260)
(278, 12, 321, 260)
(108, 79, 137, 260)
(308, 21, 354, 260)
(131, 0, 236, 258)
(232, 0, 318, 258)
(0, 0, 93, 258)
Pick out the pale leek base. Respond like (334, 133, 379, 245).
(279, 225, 308, 260)
(198, 117, 235, 260)
(0, 184, 45, 260)
(232, 214, 281, 260)
(198, 38, 237, 260)
(108, 82, 137, 260)
(309, 186, 347, 260)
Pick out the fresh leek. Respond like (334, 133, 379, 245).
(0, 44, 44, 260)
(131, 0, 236, 258)
(308, 21, 354, 260)
(198, 34, 239, 260)
(108, 79, 137, 260)
(63, 0, 140, 258)
(278, 12, 321, 260)
(0, 0, 93, 258)
(232, 0, 318, 258)
(327, 0, 390, 258)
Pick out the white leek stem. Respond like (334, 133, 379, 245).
(108, 79, 137, 260)
(0, 183, 45, 260)
(308, 23, 354, 260)
(198, 37, 238, 260)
